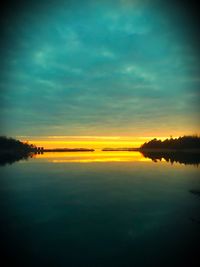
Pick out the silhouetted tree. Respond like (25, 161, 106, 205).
(0, 136, 37, 166)
(140, 135, 200, 150)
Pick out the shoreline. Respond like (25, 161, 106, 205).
(42, 148, 95, 152)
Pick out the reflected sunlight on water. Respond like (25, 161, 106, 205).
(34, 151, 151, 163)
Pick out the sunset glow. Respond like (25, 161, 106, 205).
(19, 136, 172, 149)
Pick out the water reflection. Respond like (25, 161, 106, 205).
(1, 149, 200, 267)
(0, 152, 34, 166)
(34, 151, 150, 163)
(1, 150, 200, 166)
(141, 151, 200, 166)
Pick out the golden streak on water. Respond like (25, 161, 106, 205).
(35, 151, 152, 163)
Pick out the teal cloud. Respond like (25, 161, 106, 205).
(0, 0, 199, 136)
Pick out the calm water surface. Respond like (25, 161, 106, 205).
(1, 151, 200, 267)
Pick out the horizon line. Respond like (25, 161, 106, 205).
(16, 135, 176, 140)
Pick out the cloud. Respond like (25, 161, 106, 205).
(1, 0, 199, 136)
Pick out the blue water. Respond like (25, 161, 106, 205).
(0, 154, 200, 267)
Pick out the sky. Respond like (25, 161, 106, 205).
(0, 0, 200, 146)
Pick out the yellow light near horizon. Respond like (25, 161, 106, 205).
(28, 140, 143, 149)
(21, 135, 177, 149)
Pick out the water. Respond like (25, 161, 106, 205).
(1, 151, 200, 267)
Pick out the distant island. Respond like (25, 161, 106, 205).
(43, 148, 94, 152)
(102, 148, 137, 151)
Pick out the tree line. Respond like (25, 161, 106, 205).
(0, 136, 36, 152)
(140, 135, 200, 150)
